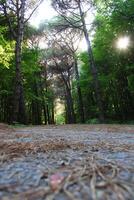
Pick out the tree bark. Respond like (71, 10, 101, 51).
(64, 80, 75, 124)
(51, 101, 55, 124)
(11, 0, 27, 124)
(43, 104, 47, 125)
(78, 1, 105, 123)
(74, 57, 85, 123)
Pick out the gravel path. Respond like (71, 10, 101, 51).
(0, 124, 134, 200)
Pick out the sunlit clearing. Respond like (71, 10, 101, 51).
(116, 36, 130, 49)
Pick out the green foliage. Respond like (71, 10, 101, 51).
(55, 113, 65, 124)
(0, 28, 14, 68)
(73, 0, 134, 123)
(10, 123, 28, 128)
(0, 0, 134, 124)
(86, 118, 100, 124)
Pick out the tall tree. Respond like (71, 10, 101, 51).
(52, 0, 105, 122)
(0, 0, 43, 124)
(92, 0, 134, 121)
(42, 19, 85, 122)
(55, 27, 85, 123)
(45, 45, 76, 124)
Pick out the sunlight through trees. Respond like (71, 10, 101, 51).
(0, 0, 134, 124)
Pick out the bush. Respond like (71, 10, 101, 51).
(56, 114, 65, 125)
(85, 118, 100, 124)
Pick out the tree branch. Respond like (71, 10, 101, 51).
(24, 0, 44, 24)
(2, 3, 16, 38)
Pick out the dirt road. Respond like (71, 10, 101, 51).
(0, 124, 134, 200)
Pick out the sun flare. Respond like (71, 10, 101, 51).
(116, 36, 130, 49)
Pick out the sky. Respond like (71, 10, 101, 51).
(29, 0, 89, 51)
(29, 1, 130, 51)
(29, 1, 57, 28)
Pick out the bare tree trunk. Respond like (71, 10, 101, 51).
(65, 95, 73, 123)
(11, 0, 26, 124)
(51, 102, 55, 124)
(65, 85, 76, 124)
(12, 33, 26, 124)
(78, 2, 104, 123)
(46, 104, 50, 124)
(43, 104, 47, 125)
(61, 72, 75, 124)
(74, 57, 85, 123)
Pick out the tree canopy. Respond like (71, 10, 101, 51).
(0, 0, 133, 124)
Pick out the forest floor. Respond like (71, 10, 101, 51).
(0, 124, 134, 200)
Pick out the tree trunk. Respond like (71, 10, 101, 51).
(31, 99, 42, 125)
(65, 95, 73, 123)
(74, 57, 85, 123)
(43, 104, 47, 125)
(65, 85, 75, 124)
(11, 0, 26, 124)
(61, 72, 75, 124)
(46, 104, 51, 124)
(116, 69, 134, 121)
(51, 101, 55, 124)
(78, 2, 104, 123)
(12, 39, 26, 124)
